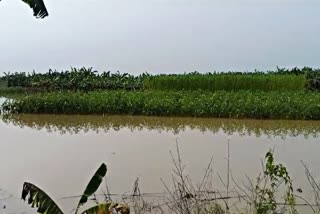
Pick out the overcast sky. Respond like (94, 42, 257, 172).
(0, 0, 320, 74)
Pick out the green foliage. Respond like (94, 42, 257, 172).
(306, 70, 320, 91)
(3, 91, 320, 119)
(0, 79, 7, 88)
(21, 163, 127, 214)
(76, 163, 107, 213)
(21, 182, 64, 214)
(254, 151, 297, 214)
(5, 68, 147, 92)
(81, 202, 130, 214)
(81, 202, 113, 214)
(0, 87, 38, 96)
(144, 67, 320, 92)
(144, 73, 306, 92)
(4, 67, 320, 93)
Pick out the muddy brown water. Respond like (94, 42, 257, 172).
(1, 105, 320, 212)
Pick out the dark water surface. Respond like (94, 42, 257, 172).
(1, 112, 320, 213)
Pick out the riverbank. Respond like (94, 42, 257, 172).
(2, 90, 320, 119)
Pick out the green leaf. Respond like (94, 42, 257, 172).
(21, 182, 63, 214)
(82, 202, 130, 214)
(81, 202, 113, 214)
(75, 163, 107, 213)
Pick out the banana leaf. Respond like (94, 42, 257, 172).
(76, 163, 107, 213)
(21, 182, 63, 214)
(81, 202, 113, 214)
(82, 202, 130, 214)
(22, 0, 49, 18)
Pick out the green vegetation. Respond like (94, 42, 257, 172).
(3, 91, 320, 119)
(0, 78, 27, 95)
(144, 67, 319, 92)
(22, 163, 130, 214)
(19, 148, 312, 214)
(0, 79, 6, 88)
(306, 70, 320, 91)
(255, 151, 296, 214)
(1, 67, 320, 92)
(153, 145, 301, 214)
(0, 87, 36, 96)
(144, 73, 306, 92)
(1, 67, 320, 119)
(3, 68, 146, 92)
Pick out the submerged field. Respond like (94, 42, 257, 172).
(2, 91, 320, 119)
(1, 67, 320, 119)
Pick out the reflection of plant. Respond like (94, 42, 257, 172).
(21, 163, 129, 214)
(2, 114, 320, 138)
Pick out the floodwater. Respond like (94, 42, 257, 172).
(1, 104, 320, 213)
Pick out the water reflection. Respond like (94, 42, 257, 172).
(0, 97, 7, 109)
(2, 114, 320, 138)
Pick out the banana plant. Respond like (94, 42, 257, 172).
(21, 163, 130, 214)
(0, 0, 48, 18)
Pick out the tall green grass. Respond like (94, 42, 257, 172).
(3, 91, 320, 119)
(144, 74, 307, 92)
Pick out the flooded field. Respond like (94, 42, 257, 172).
(0, 112, 320, 213)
